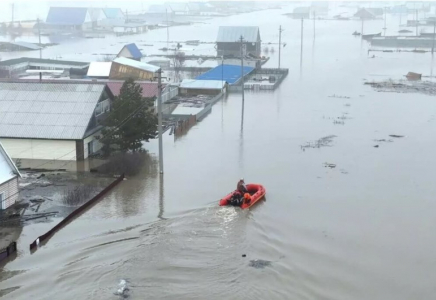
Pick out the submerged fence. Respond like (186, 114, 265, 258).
(29, 174, 125, 250)
(0, 242, 17, 263)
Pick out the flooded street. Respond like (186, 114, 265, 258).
(3, 4, 436, 299)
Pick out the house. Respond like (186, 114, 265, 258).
(0, 57, 89, 79)
(196, 64, 255, 85)
(216, 26, 261, 58)
(0, 41, 42, 52)
(292, 7, 311, 19)
(354, 8, 377, 19)
(87, 62, 112, 78)
(109, 57, 160, 80)
(87, 8, 106, 27)
(45, 7, 94, 31)
(166, 3, 189, 15)
(102, 8, 125, 19)
(117, 43, 143, 61)
(180, 79, 226, 95)
(0, 82, 114, 161)
(0, 142, 21, 210)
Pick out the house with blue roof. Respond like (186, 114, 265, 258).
(45, 7, 106, 31)
(196, 64, 255, 85)
(117, 43, 143, 61)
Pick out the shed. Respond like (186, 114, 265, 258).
(87, 62, 112, 78)
(110, 57, 160, 80)
(0, 141, 21, 210)
(117, 43, 143, 61)
(195, 64, 255, 85)
(217, 26, 261, 58)
(0, 82, 113, 161)
(180, 79, 226, 95)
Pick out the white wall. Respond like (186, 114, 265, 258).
(0, 138, 77, 161)
(0, 177, 19, 210)
(83, 131, 103, 159)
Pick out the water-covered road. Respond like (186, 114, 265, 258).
(2, 3, 436, 299)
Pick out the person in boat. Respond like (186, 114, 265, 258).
(237, 178, 247, 194)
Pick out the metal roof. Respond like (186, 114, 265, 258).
(195, 64, 254, 84)
(0, 82, 106, 140)
(46, 7, 89, 25)
(0, 57, 89, 67)
(107, 81, 161, 98)
(0, 141, 21, 184)
(124, 43, 143, 59)
(5, 41, 42, 50)
(113, 57, 160, 73)
(217, 26, 260, 43)
(180, 79, 225, 89)
(87, 62, 112, 77)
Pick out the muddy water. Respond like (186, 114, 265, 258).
(3, 4, 436, 300)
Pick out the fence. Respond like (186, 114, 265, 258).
(29, 174, 125, 250)
(162, 86, 179, 103)
(0, 241, 17, 263)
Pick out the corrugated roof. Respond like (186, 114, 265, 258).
(181, 79, 225, 89)
(217, 26, 260, 43)
(87, 62, 112, 77)
(113, 57, 160, 73)
(6, 41, 42, 50)
(0, 57, 89, 67)
(107, 81, 161, 98)
(46, 7, 89, 25)
(124, 43, 143, 59)
(0, 82, 106, 140)
(195, 64, 254, 84)
(0, 141, 21, 184)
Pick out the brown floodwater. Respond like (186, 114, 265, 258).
(2, 3, 436, 299)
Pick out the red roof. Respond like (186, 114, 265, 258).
(106, 81, 164, 98)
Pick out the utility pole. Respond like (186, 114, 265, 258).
(239, 35, 245, 111)
(416, 9, 419, 36)
(278, 25, 284, 69)
(432, 20, 436, 55)
(361, 18, 364, 35)
(221, 55, 224, 87)
(157, 69, 164, 174)
(383, 7, 387, 36)
(313, 11, 316, 39)
(166, 8, 169, 49)
(37, 18, 42, 59)
(300, 18, 304, 70)
(11, 3, 14, 26)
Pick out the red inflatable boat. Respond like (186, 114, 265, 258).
(219, 184, 266, 209)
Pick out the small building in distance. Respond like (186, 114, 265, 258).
(179, 79, 226, 95)
(217, 26, 261, 58)
(113, 22, 147, 35)
(0, 81, 114, 161)
(102, 8, 125, 19)
(166, 3, 189, 15)
(117, 43, 143, 61)
(354, 8, 382, 20)
(109, 57, 160, 80)
(45, 7, 95, 31)
(0, 141, 21, 210)
(292, 7, 311, 19)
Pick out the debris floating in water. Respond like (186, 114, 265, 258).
(301, 135, 337, 150)
(389, 135, 405, 138)
(249, 259, 272, 269)
(114, 279, 129, 298)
